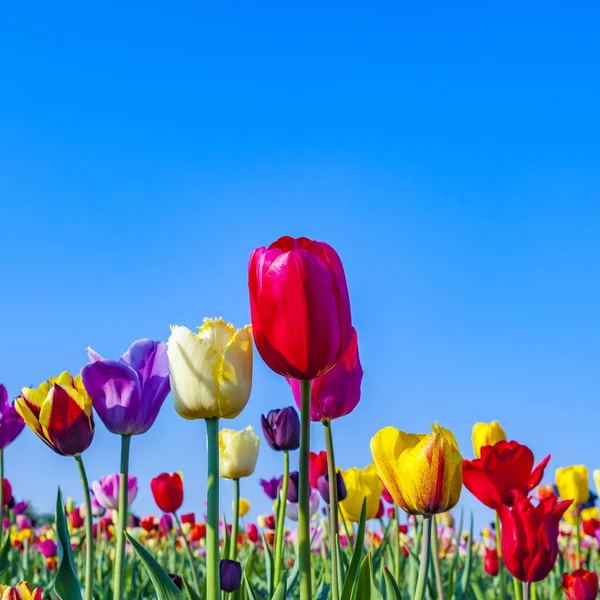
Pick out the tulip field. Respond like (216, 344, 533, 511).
(1, 236, 599, 600)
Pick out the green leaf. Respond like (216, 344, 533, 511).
(382, 566, 402, 600)
(182, 577, 203, 600)
(470, 581, 486, 600)
(447, 507, 464, 599)
(285, 554, 300, 593)
(455, 513, 474, 600)
(0, 532, 12, 571)
(54, 488, 83, 600)
(126, 532, 187, 599)
(341, 499, 367, 600)
(271, 575, 287, 600)
(262, 531, 275, 596)
(221, 513, 230, 559)
(354, 553, 383, 600)
(243, 574, 259, 600)
(314, 583, 331, 600)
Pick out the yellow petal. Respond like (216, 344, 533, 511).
(218, 325, 253, 419)
(219, 426, 260, 479)
(197, 318, 237, 354)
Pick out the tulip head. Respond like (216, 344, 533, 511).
(259, 478, 280, 500)
(92, 474, 138, 510)
(562, 570, 599, 600)
(16, 372, 94, 456)
(317, 471, 347, 504)
(236, 498, 250, 517)
(339, 466, 382, 522)
(484, 548, 499, 577)
(556, 465, 590, 506)
(0, 583, 42, 600)
(246, 522, 259, 543)
(167, 319, 253, 420)
(248, 236, 352, 380)
(261, 407, 300, 451)
(371, 423, 463, 516)
(218, 427, 260, 479)
(471, 421, 506, 458)
(309, 451, 328, 489)
(150, 472, 184, 513)
(220, 559, 242, 592)
(284, 472, 300, 503)
(0, 385, 24, 450)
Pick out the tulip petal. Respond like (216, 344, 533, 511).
(527, 454, 551, 492)
(218, 325, 253, 419)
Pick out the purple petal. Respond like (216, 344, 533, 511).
(86, 347, 104, 362)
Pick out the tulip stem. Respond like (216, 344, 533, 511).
(323, 420, 340, 600)
(206, 418, 220, 598)
(430, 517, 444, 600)
(75, 454, 95, 600)
(274, 450, 289, 589)
(522, 582, 529, 600)
(230, 479, 240, 561)
(413, 515, 432, 600)
(298, 379, 313, 600)
(575, 509, 581, 569)
(113, 433, 131, 600)
(495, 512, 507, 600)
(174, 512, 201, 595)
(393, 505, 401, 585)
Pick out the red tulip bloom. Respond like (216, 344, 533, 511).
(399, 524, 408, 535)
(248, 236, 353, 381)
(381, 483, 394, 504)
(151, 472, 184, 513)
(462, 441, 550, 508)
(140, 517, 156, 532)
(583, 519, 600, 537)
(386, 507, 394, 520)
(562, 569, 599, 600)
(484, 548, 499, 576)
(263, 514, 276, 530)
(497, 491, 572, 583)
(376, 499, 384, 519)
(309, 451, 328, 489)
(246, 523, 259, 543)
(70, 510, 84, 529)
(181, 513, 195, 526)
(2, 479, 12, 507)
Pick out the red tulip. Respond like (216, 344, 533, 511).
(484, 548, 499, 576)
(263, 514, 276, 530)
(497, 491, 571, 583)
(151, 472, 183, 514)
(462, 441, 550, 508)
(583, 519, 600, 537)
(381, 483, 394, 504)
(401, 546, 409, 557)
(181, 513, 195, 526)
(309, 451, 328, 489)
(399, 524, 408, 535)
(190, 523, 206, 541)
(70, 510, 84, 529)
(386, 507, 394, 520)
(140, 517, 156, 532)
(2, 479, 12, 507)
(376, 499, 384, 519)
(562, 569, 599, 600)
(248, 236, 352, 380)
(246, 523, 258, 543)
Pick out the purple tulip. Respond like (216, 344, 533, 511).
(160, 513, 173, 533)
(282, 471, 299, 503)
(317, 471, 347, 504)
(91, 474, 138, 510)
(81, 339, 170, 436)
(261, 407, 300, 451)
(287, 327, 363, 422)
(38, 538, 57, 558)
(220, 559, 242, 592)
(0, 385, 24, 450)
(260, 478, 280, 500)
(16, 514, 32, 530)
(169, 574, 184, 591)
(13, 501, 29, 515)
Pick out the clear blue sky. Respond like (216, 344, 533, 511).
(1, 1, 599, 531)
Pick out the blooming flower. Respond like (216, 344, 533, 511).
(339, 466, 383, 522)
(471, 421, 506, 458)
(92, 474, 138, 510)
(261, 407, 300, 451)
(260, 478, 280, 500)
(0, 385, 24, 450)
(151, 472, 184, 514)
(218, 427, 260, 479)
(556, 466, 590, 506)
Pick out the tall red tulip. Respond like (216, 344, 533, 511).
(248, 236, 352, 380)
(562, 569, 599, 600)
(497, 491, 571, 583)
(309, 451, 328, 489)
(462, 441, 550, 508)
(287, 327, 362, 421)
(150, 473, 184, 514)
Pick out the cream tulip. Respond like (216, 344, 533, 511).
(219, 426, 260, 479)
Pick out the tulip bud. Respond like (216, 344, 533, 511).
(181, 513, 195, 526)
(263, 514, 276, 530)
(151, 472, 184, 514)
(556, 465, 590, 506)
(562, 569, 599, 600)
(471, 421, 506, 458)
(316, 471, 347, 504)
(220, 559, 242, 592)
(168, 573, 184, 591)
(65, 497, 75, 515)
(284, 472, 299, 503)
(246, 523, 259, 543)
(0, 385, 25, 451)
(261, 407, 300, 451)
(219, 427, 260, 480)
(583, 519, 600, 537)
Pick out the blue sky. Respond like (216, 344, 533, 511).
(1, 1, 599, 530)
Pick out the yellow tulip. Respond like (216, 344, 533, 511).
(339, 465, 382, 522)
(236, 498, 250, 517)
(441, 511, 455, 527)
(0, 582, 42, 600)
(471, 421, 506, 458)
(167, 318, 253, 420)
(371, 423, 463, 515)
(581, 507, 599, 522)
(555, 465, 589, 506)
(219, 426, 260, 479)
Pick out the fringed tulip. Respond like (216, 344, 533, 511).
(261, 407, 300, 451)
(92, 474, 138, 510)
(498, 491, 572, 582)
(218, 427, 260, 479)
(81, 339, 170, 436)
(248, 236, 352, 380)
(371, 423, 463, 515)
(556, 465, 590, 506)
(471, 421, 506, 458)
(151, 472, 184, 513)
(0, 385, 24, 450)
(16, 372, 94, 456)
(339, 466, 382, 522)
(287, 327, 362, 421)
(167, 318, 253, 420)
(462, 441, 550, 508)
(562, 569, 599, 600)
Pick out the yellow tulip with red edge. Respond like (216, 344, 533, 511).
(371, 423, 463, 515)
(15, 372, 94, 456)
(471, 421, 506, 458)
(0, 582, 42, 599)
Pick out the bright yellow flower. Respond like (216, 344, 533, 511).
(581, 507, 599, 522)
(0, 582, 42, 599)
(371, 423, 463, 515)
(471, 421, 506, 458)
(555, 465, 589, 506)
(236, 497, 250, 517)
(219, 427, 260, 479)
(339, 465, 382, 523)
(167, 318, 253, 420)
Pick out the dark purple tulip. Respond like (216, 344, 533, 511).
(260, 478, 280, 500)
(168, 574, 184, 591)
(0, 385, 24, 450)
(220, 559, 242, 592)
(81, 339, 170, 436)
(13, 501, 29, 515)
(261, 407, 300, 451)
(317, 471, 347, 504)
(282, 471, 299, 503)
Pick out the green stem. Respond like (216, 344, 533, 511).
(112, 434, 131, 600)
(174, 512, 201, 595)
(298, 379, 312, 600)
(393, 506, 401, 585)
(340, 510, 354, 553)
(413, 515, 432, 600)
(323, 420, 340, 600)
(274, 450, 289, 588)
(513, 576, 523, 600)
(575, 509, 581, 569)
(206, 418, 220, 598)
(230, 479, 240, 561)
(531, 582, 537, 600)
(75, 454, 95, 600)
(430, 518, 444, 600)
(522, 581, 529, 600)
(495, 512, 507, 600)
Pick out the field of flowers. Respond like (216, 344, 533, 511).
(0, 236, 597, 600)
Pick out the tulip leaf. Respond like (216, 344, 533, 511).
(54, 488, 83, 600)
(382, 566, 402, 600)
(447, 507, 464, 600)
(243, 574, 259, 600)
(221, 513, 230, 559)
(285, 554, 300, 593)
(314, 583, 331, 600)
(455, 513, 474, 600)
(125, 532, 187, 599)
(340, 499, 367, 600)
(0, 532, 12, 572)
(261, 531, 275, 595)
(470, 580, 486, 600)
(354, 553, 383, 600)
(550, 586, 564, 600)
(182, 577, 203, 600)
(271, 575, 287, 600)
